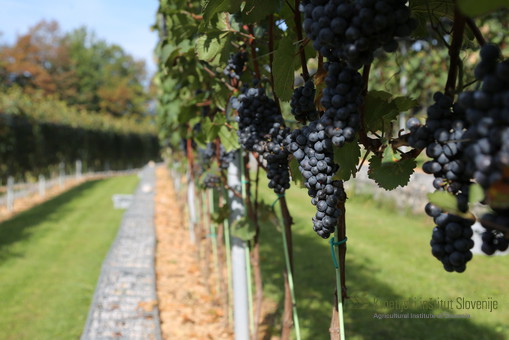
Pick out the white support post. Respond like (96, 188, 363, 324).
(59, 162, 65, 188)
(38, 174, 46, 197)
(6, 176, 14, 212)
(76, 160, 82, 180)
(228, 150, 250, 340)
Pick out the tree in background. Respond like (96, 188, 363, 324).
(0, 20, 76, 97)
(65, 27, 148, 116)
(0, 20, 149, 117)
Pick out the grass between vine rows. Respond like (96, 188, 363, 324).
(256, 176, 508, 340)
(0, 175, 139, 340)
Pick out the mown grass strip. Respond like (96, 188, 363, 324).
(0, 175, 139, 340)
(257, 179, 508, 340)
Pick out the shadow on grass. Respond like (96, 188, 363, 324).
(259, 221, 503, 340)
(0, 180, 103, 262)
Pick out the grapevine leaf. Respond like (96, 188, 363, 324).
(202, 117, 222, 142)
(201, 0, 236, 23)
(242, 0, 282, 23)
(160, 44, 176, 64)
(393, 96, 418, 112)
(382, 145, 401, 163)
(195, 34, 226, 64)
(427, 191, 458, 213)
(364, 92, 418, 133)
(427, 191, 475, 219)
(289, 157, 306, 188)
(333, 141, 361, 181)
(468, 183, 485, 204)
(457, 0, 508, 17)
(231, 216, 257, 241)
(177, 105, 198, 124)
(273, 35, 297, 102)
(368, 155, 416, 190)
(409, 0, 455, 38)
(363, 91, 397, 132)
(218, 125, 240, 151)
(211, 204, 230, 224)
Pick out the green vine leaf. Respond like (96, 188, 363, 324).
(200, 116, 223, 142)
(231, 216, 257, 241)
(333, 141, 361, 181)
(409, 0, 455, 38)
(393, 96, 418, 112)
(211, 204, 230, 224)
(427, 191, 475, 220)
(363, 90, 397, 132)
(368, 155, 416, 190)
(195, 34, 229, 65)
(364, 91, 417, 133)
(468, 183, 485, 204)
(273, 35, 297, 102)
(241, 0, 282, 23)
(457, 0, 508, 17)
(201, 0, 241, 23)
(218, 124, 240, 151)
(288, 157, 306, 188)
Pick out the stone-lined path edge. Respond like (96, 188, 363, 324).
(81, 165, 162, 340)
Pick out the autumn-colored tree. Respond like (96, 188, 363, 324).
(65, 28, 148, 116)
(0, 20, 77, 97)
(0, 21, 149, 117)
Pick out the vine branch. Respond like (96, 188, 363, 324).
(358, 63, 371, 149)
(248, 25, 262, 81)
(445, 7, 466, 98)
(293, 0, 310, 81)
(268, 15, 280, 105)
(466, 17, 486, 46)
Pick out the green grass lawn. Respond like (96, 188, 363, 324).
(0, 175, 139, 340)
(256, 177, 508, 340)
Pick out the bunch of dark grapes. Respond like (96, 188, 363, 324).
(420, 93, 472, 210)
(320, 60, 363, 146)
(479, 212, 509, 255)
(457, 44, 509, 251)
(290, 80, 319, 123)
(408, 92, 475, 272)
(219, 146, 235, 170)
(301, 0, 416, 69)
(199, 143, 216, 162)
(203, 173, 221, 189)
(286, 121, 343, 238)
(197, 142, 234, 171)
(234, 88, 284, 151)
(427, 204, 474, 273)
(406, 118, 432, 150)
(254, 124, 292, 194)
(223, 52, 248, 80)
(235, 88, 292, 194)
(457, 44, 509, 191)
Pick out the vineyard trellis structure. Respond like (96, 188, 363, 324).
(155, 1, 509, 339)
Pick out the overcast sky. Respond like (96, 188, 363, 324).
(0, 0, 159, 75)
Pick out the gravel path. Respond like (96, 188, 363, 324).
(81, 165, 162, 340)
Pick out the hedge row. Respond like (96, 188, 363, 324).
(0, 113, 160, 183)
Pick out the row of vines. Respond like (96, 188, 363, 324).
(155, 0, 508, 338)
(0, 87, 159, 183)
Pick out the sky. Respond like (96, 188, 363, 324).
(0, 0, 160, 75)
